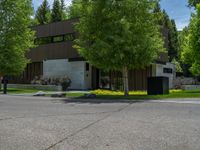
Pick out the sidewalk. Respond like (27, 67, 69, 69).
(1, 90, 91, 97)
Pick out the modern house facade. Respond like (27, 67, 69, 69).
(11, 18, 175, 90)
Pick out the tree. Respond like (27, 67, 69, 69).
(74, 0, 164, 96)
(178, 27, 192, 76)
(60, 0, 68, 20)
(68, 0, 82, 18)
(172, 58, 183, 73)
(168, 19, 179, 61)
(184, 5, 200, 75)
(153, 1, 164, 25)
(35, 0, 51, 24)
(160, 10, 180, 62)
(0, 0, 35, 94)
(188, 0, 200, 7)
(51, 0, 62, 22)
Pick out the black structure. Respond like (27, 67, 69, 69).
(147, 77, 169, 95)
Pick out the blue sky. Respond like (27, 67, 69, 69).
(32, 0, 193, 30)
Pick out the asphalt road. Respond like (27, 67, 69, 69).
(0, 95, 200, 150)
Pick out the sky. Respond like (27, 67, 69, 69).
(32, 0, 194, 31)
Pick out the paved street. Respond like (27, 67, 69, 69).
(0, 95, 200, 150)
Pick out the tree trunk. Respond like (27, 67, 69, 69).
(123, 67, 129, 96)
(3, 76, 7, 94)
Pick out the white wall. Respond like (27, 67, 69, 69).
(43, 59, 91, 90)
(155, 62, 176, 88)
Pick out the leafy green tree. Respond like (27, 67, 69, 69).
(188, 0, 200, 7)
(0, 0, 35, 94)
(179, 27, 191, 64)
(35, 0, 51, 24)
(172, 58, 183, 73)
(178, 27, 192, 76)
(51, 0, 62, 22)
(68, 0, 82, 18)
(184, 5, 200, 75)
(74, 0, 164, 96)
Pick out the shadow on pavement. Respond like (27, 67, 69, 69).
(58, 98, 150, 104)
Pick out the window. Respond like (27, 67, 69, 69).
(86, 63, 89, 71)
(52, 36, 64, 43)
(35, 33, 75, 45)
(163, 68, 173, 74)
(35, 37, 51, 45)
(64, 33, 75, 41)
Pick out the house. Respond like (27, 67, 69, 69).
(10, 18, 175, 90)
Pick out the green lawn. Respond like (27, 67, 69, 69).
(4, 88, 44, 94)
(2, 88, 200, 100)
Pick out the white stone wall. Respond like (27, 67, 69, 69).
(155, 62, 176, 89)
(43, 59, 91, 90)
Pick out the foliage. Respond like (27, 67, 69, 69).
(91, 89, 200, 100)
(51, 0, 62, 22)
(68, 0, 82, 18)
(31, 76, 71, 87)
(35, 0, 51, 24)
(60, 0, 69, 20)
(60, 76, 71, 91)
(181, 5, 200, 76)
(92, 89, 147, 96)
(74, 0, 164, 96)
(0, 0, 35, 76)
(161, 10, 179, 62)
(188, 0, 200, 7)
(171, 58, 183, 73)
(75, 0, 164, 70)
(153, 3, 180, 62)
(168, 19, 179, 61)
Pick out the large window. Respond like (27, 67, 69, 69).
(163, 68, 173, 74)
(53, 36, 64, 43)
(35, 33, 75, 45)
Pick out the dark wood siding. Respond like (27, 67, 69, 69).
(32, 18, 78, 38)
(28, 18, 80, 62)
(10, 62, 43, 84)
(110, 66, 152, 91)
(27, 42, 79, 62)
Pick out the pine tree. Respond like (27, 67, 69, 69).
(168, 19, 179, 61)
(35, 0, 51, 24)
(51, 0, 62, 22)
(60, 0, 68, 20)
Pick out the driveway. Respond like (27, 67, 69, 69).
(0, 95, 200, 150)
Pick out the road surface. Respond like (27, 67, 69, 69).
(0, 95, 200, 150)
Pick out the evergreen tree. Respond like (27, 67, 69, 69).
(35, 0, 51, 24)
(51, 0, 62, 22)
(168, 19, 179, 61)
(60, 0, 68, 20)
(153, 1, 164, 25)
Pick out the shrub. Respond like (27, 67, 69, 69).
(31, 76, 71, 91)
